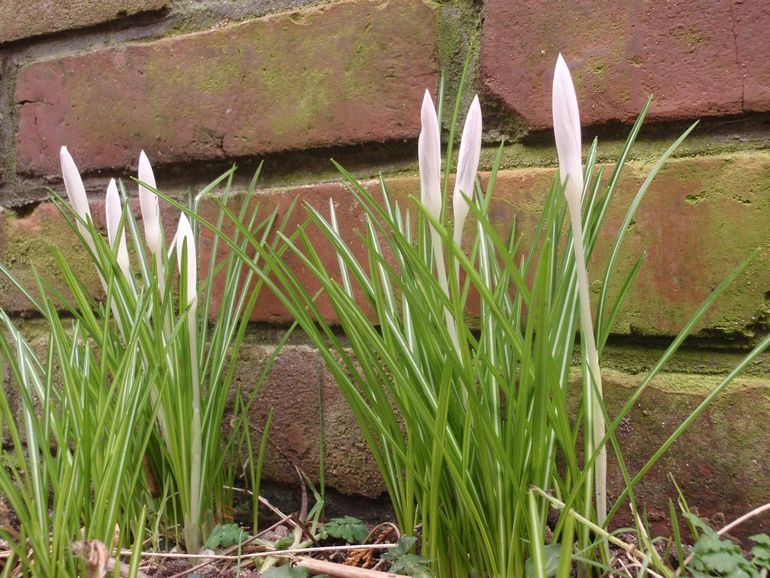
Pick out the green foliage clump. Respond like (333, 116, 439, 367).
(317, 516, 368, 544)
(686, 514, 770, 578)
(0, 158, 290, 575)
(189, 71, 770, 576)
(750, 534, 770, 572)
(205, 524, 249, 550)
(381, 536, 434, 577)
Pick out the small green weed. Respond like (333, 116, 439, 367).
(686, 513, 770, 578)
(750, 534, 770, 573)
(205, 524, 248, 549)
(318, 516, 368, 544)
(525, 543, 562, 578)
(381, 536, 434, 577)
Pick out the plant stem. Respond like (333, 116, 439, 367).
(567, 200, 606, 527)
(187, 300, 202, 554)
(532, 487, 652, 566)
(430, 228, 459, 352)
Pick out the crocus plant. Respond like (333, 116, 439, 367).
(173, 213, 203, 554)
(57, 147, 207, 552)
(553, 54, 607, 525)
(452, 95, 483, 253)
(48, 147, 285, 555)
(216, 55, 729, 577)
(105, 178, 130, 280)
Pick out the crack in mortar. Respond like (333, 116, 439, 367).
(727, 0, 744, 111)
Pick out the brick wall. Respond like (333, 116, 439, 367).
(1, 0, 770, 534)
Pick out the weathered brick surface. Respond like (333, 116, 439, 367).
(479, 1, 770, 129)
(0, 193, 182, 312)
(734, 1, 770, 113)
(15, 0, 438, 176)
(0, 0, 168, 44)
(601, 369, 770, 540)
(488, 152, 770, 338)
(199, 180, 384, 326)
(0, 202, 101, 312)
(241, 345, 324, 488)
(229, 151, 770, 338)
(3, 152, 769, 339)
(237, 344, 384, 498)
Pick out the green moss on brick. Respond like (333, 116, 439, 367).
(16, 0, 438, 174)
(436, 0, 481, 120)
(0, 207, 102, 311)
(0, 0, 168, 44)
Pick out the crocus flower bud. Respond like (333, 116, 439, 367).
(419, 90, 442, 222)
(552, 53, 607, 526)
(174, 214, 197, 306)
(138, 151, 162, 257)
(105, 178, 130, 279)
(452, 95, 482, 248)
(552, 54, 584, 208)
(60, 146, 93, 244)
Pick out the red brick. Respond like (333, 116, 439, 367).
(485, 153, 770, 337)
(0, 0, 168, 44)
(15, 0, 438, 176)
(239, 344, 384, 497)
(0, 202, 102, 312)
(319, 357, 385, 497)
(226, 152, 770, 337)
(3, 152, 769, 340)
(479, 1, 768, 129)
(600, 370, 770, 541)
(242, 345, 324, 488)
(0, 194, 178, 312)
(198, 181, 386, 326)
(734, 1, 770, 112)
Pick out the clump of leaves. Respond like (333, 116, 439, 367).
(205, 524, 249, 550)
(689, 533, 753, 577)
(381, 536, 434, 578)
(750, 534, 770, 573)
(317, 516, 368, 544)
(685, 514, 770, 578)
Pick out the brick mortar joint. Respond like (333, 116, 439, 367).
(7, 143, 770, 213)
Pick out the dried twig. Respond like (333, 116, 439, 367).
(717, 502, 770, 538)
(293, 555, 410, 578)
(119, 542, 398, 561)
(532, 485, 668, 578)
(164, 515, 295, 578)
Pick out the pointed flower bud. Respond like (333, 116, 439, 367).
(452, 95, 482, 247)
(60, 146, 94, 244)
(105, 178, 130, 278)
(418, 90, 442, 221)
(138, 150, 162, 256)
(174, 214, 197, 307)
(552, 54, 584, 207)
(418, 88, 457, 347)
(552, 53, 607, 525)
